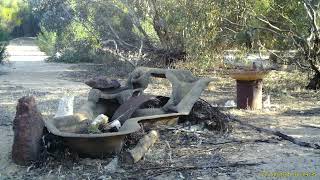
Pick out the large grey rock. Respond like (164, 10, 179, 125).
(126, 67, 213, 113)
(85, 77, 121, 90)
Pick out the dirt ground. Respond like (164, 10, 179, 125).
(0, 38, 320, 180)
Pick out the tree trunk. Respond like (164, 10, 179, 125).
(304, 45, 320, 90)
(306, 73, 320, 90)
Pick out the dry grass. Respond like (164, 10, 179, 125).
(264, 70, 308, 93)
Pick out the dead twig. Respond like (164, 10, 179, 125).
(203, 138, 280, 146)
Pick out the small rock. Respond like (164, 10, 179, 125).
(104, 157, 118, 172)
(109, 120, 121, 130)
(263, 95, 271, 108)
(88, 114, 110, 133)
(55, 52, 62, 58)
(99, 120, 121, 133)
(179, 172, 185, 179)
(85, 77, 120, 90)
(92, 114, 109, 125)
(98, 175, 112, 180)
(88, 89, 101, 103)
(224, 100, 236, 107)
(188, 125, 203, 132)
(80, 158, 101, 166)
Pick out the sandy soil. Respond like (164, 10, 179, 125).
(0, 38, 320, 180)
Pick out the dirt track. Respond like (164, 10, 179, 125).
(0, 38, 90, 179)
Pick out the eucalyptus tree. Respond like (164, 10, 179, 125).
(258, 0, 320, 90)
(222, 0, 320, 90)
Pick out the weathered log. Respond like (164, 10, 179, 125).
(123, 130, 159, 164)
(53, 101, 95, 133)
(12, 96, 44, 165)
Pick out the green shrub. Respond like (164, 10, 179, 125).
(0, 41, 8, 64)
(46, 40, 116, 63)
(36, 28, 57, 56)
(56, 41, 96, 63)
(0, 29, 9, 41)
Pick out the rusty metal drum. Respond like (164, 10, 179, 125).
(236, 80, 263, 110)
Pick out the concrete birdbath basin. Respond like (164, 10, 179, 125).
(229, 70, 270, 110)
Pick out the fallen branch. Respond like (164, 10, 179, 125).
(230, 116, 320, 149)
(203, 138, 280, 146)
(300, 124, 320, 129)
(123, 130, 159, 164)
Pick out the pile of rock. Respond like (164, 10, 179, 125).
(11, 67, 232, 163)
(54, 76, 124, 134)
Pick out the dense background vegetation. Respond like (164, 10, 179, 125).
(0, 0, 40, 63)
(1, 0, 319, 88)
